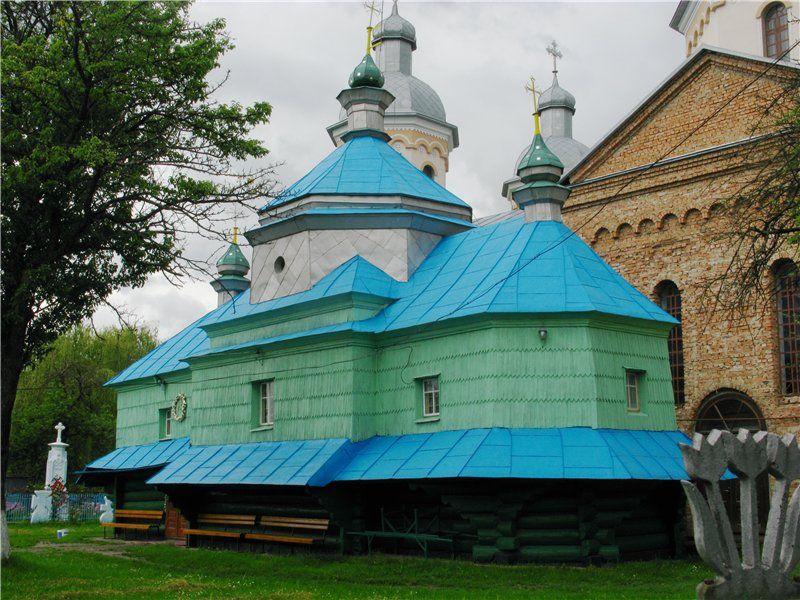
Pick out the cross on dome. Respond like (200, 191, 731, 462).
(546, 40, 562, 75)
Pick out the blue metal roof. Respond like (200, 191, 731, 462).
(147, 438, 355, 487)
(360, 217, 678, 332)
(83, 437, 190, 472)
(262, 136, 470, 210)
(107, 258, 398, 385)
(109, 217, 675, 385)
(85, 427, 694, 486)
(335, 428, 692, 482)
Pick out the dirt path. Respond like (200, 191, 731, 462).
(30, 537, 176, 560)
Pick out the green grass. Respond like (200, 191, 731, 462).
(2, 523, 711, 599)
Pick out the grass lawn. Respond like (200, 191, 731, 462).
(1, 522, 712, 599)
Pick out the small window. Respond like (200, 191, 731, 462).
(422, 377, 440, 417)
(159, 408, 172, 439)
(260, 380, 275, 426)
(626, 371, 641, 412)
(422, 165, 435, 179)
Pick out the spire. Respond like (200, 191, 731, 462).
(338, 24, 395, 142)
(211, 230, 250, 306)
(512, 76, 570, 223)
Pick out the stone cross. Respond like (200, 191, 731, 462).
(546, 40, 562, 75)
(54, 422, 65, 444)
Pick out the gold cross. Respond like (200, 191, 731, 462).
(524, 76, 541, 135)
(546, 40, 563, 74)
(363, 1, 381, 54)
(233, 226, 239, 245)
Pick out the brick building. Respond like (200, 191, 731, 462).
(563, 47, 800, 440)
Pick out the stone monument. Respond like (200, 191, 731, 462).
(680, 429, 800, 599)
(30, 423, 69, 523)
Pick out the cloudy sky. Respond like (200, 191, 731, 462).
(93, 0, 685, 339)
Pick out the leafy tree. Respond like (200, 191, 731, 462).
(1, 0, 275, 507)
(9, 326, 158, 487)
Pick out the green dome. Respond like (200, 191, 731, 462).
(216, 242, 249, 273)
(348, 53, 385, 89)
(517, 133, 564, 176)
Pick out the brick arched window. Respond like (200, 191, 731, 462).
(776, 260, 800, 394)
(656, 281, 685, 405)
(763, 3, 790, 59)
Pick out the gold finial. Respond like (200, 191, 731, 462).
(364, 1, 380, 55)
(524, 76, 541, 135)
(233, 226, 239, 245)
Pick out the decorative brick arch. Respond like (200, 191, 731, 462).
(636, 218, 656, 234)
(613, 223, 634, 240)
(658, 213, 679, 230)
(681, 208, 703, 224)
(591, 227, 610, 245)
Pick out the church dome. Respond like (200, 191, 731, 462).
(515, 135, 589, 175)
(539, 74, 576, 113)
(340, 70, 446, 123)
(373, 0, 417, 50)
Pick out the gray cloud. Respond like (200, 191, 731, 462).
(93, 1, 684, 339)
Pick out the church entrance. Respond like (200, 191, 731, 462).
(694, 388, 769, 527)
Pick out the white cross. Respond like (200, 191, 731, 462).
(54, 422, 65, 443)
(546, 40, 563, 74)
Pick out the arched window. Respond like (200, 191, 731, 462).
(775, 260, 800, 395)
(422, 165, 435, 179)
(763, 3, 790, 59)
(695, 389, 769, 527)
(656, 281, 685, 405)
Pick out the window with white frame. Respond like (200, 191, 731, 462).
(260, 380, 275, 426)
(422, 377, 440, 417)
(626, 371, 641, 412)
(159, 408, 172, 439)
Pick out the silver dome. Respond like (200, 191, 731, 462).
(373, 0, 417, 50)
(539, 74, 576, 112)
(515, 135, 589, 175)
(339, 71, 446, 123)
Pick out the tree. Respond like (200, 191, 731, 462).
(1, 0, 275, 509)
(9, 326, 158, 486)
(709, 63, 800, 312)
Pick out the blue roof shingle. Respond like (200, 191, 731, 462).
(262, 136, 470, 210)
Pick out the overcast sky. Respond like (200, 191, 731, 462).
(93, 1, 685, 339)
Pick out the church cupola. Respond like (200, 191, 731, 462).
(211, 228, 250, 307)
(327, 1, 458, 187)
(511, 79, 570, 223)
(338, 31, 396, 142)
(502, 42, 589, 203)
(244, 25, 472, 304)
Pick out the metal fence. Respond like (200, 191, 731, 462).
(5, 492, 106, 523)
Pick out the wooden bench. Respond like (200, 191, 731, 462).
(184, 514, 256, 548)
(101, 509, 164, 539)
(244, 516, 329, 545)
(185, 513, 329, 549)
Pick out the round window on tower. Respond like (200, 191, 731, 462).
(274, 256, 285, 273)
(423, 165, 435, 179)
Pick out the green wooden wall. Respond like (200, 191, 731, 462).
(114, 312, 677, 447)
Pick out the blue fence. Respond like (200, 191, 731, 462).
(5, 492, 106, 523)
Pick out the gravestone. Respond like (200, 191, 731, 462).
(30, 423, 69, 523)
(681, 429, 800, 599)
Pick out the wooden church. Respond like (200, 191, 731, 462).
(79, 11, 695, 564)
